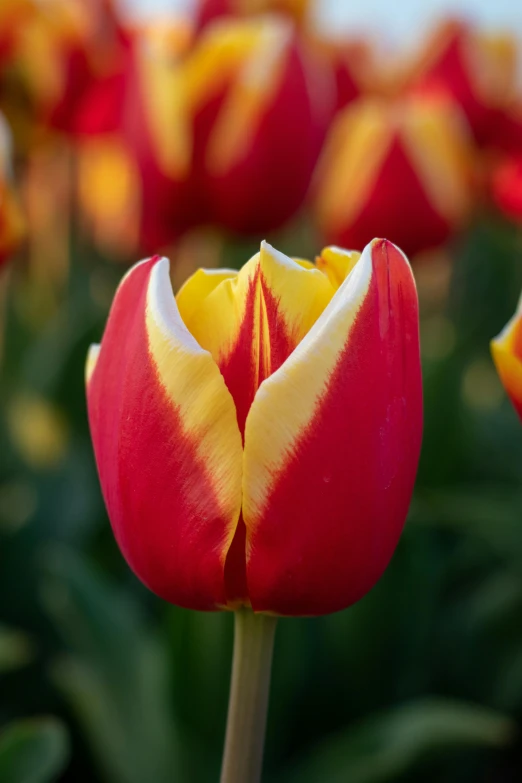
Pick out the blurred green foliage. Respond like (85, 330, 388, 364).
(1, 215, 522, 781)
(0, 718, 69, 783)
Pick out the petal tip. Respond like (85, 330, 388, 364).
(367, 237, 414, 279)
(259, 239, 296, 270)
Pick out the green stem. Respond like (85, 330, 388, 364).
(220, 610, 278, 783)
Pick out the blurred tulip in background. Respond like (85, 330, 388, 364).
(185, 16, 331, 236)
(491, 156, 522, 223)
(404, 19, 518, 148)
(313, 93, 473, 257)
(491, 290, 522, 421)
(75, 14, 332, 257)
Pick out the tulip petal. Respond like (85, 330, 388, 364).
(401, 97, 472, 225)
(86, 256, 243, 610)
(243, 239, 423, 616)
(176, 267, 238, 329)
(135, 27, 193, 179)
(314, 102, 393, 233)
(182, 241, 335, 435)
(491, 293, 522, 420)
(185, 18, 292, 174)
(315, 97, 472, 257)
(315, 246, 361, 289)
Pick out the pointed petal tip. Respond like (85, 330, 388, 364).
(117, 254, 170, 294)
(259, 239, 290, 265)
(369, 237, 409, 259)
(366, 237, 416, 285)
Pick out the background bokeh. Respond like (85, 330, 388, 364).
(1, 1, 522, 781)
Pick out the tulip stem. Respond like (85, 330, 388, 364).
(220, 609, 278, 783)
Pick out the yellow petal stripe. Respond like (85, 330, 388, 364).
(314, 100, 394, 233)
(401, 96, 472, 225)
(146, 257, 243, 547)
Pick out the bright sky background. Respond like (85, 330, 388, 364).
(119, 0, 522, 61)
(320, 0, 522, 41)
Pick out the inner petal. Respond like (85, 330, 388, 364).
(316, 246, 361, 289)
(176, 267, 238, 330)
(176, 242, 363, 609)
(177, 241, 336, 438)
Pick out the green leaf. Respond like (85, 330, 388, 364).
(278, 698, 516, 783)
(0, 718, 69, 783)
(41, 547, 182, 783)
(0, 625, 34, 674)
(410, 486, 522, 563)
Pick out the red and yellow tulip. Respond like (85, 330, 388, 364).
(185, 15, 332, 236)
(86, 238, 422, 616)
(313, 94, 473, 257)
(406, 19, 518, 147)
(75, 18, 193, 257)
(0, 0, 125, 133)
(76, 15, 332, 255)
(492, 294, 522, 422)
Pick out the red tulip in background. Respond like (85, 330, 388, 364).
(86, 238, 422, 616)
(0, 0, 125, 134)
(492, 292, 522, 422)
(185, 16, 332, 236)
(313, 94, 473, 257)
(491, 101, 522, 158)
(42, 0, 126, 134)
(491, 156, 522, 223)
(405, 19, 517, 147)
(76, 18, 195, 256)
(74, 14, 332, 256)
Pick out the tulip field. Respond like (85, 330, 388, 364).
(1, 1, 522, 782)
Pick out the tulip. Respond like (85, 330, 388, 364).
(38, 0, 126, 134)
(0, 0, 125, 134)
(491, 156, 522, 224)
(196, 0, 311, 29)
(86, 238, 422, 616)
(491, 293, 522, 422)
(186, 16, 333, 236)
(76, 15, 331, 256)
(313, 94, 473, 257)
(75, 19, 195, 256)
(406, 19, 517, 146)
(87, 236, 422, 782)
